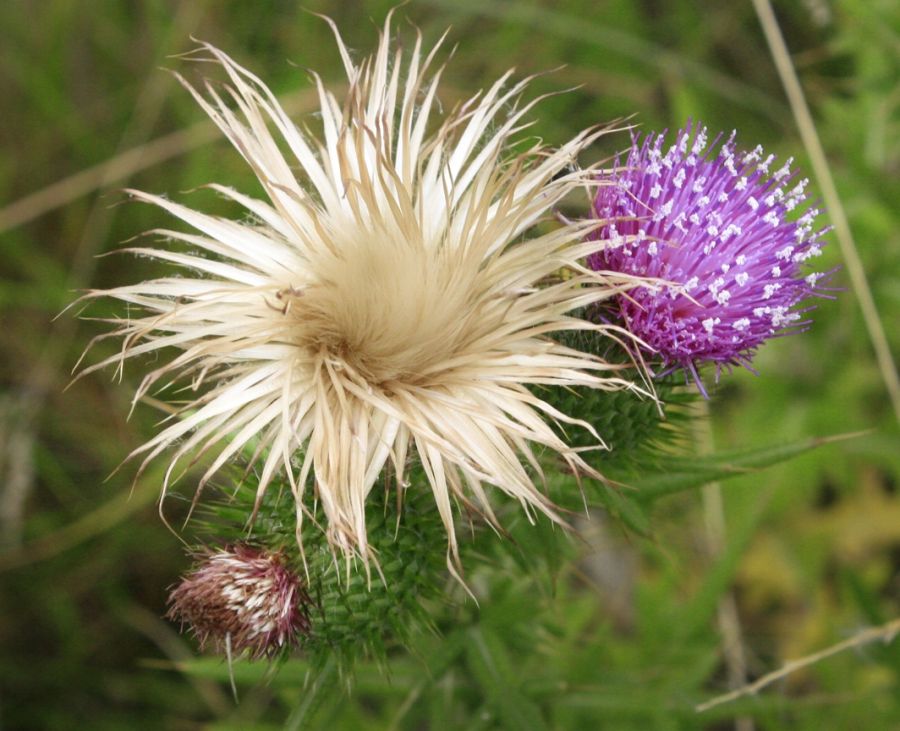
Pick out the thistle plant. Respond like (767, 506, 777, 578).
(75, 14, 835, 676)
(74, 14, 663, 663)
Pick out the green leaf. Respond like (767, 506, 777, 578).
(465, 627, 550, 731)
(283, 656, 338, 731)
(592, 482, 652, 536)
(546, 472, 652, 537)
(169, 657, 308, 687)
(389, 630, 468, 729)
(631, 432, 865, 502)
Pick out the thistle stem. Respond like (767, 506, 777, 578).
(694, 398, 754, 731)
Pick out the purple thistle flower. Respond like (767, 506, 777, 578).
(588, 122, 830, 392)
(167, 545, 310, 660)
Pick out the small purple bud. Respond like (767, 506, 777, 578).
(167, 545, 310, 659)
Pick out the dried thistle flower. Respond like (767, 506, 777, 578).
(167, 545, 309, 659)
(588, 122, 829, 392)
(80, 14, 644, 566)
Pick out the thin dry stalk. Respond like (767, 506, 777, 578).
(751, 0, 900, 425)
(695, 399, 755, 731)
(0, 3, 208, 571)
(0, 396, 35, 549)
(0, 472, 159, 572)
(696, 616, 900, 713)
(0, 89, 322, 235)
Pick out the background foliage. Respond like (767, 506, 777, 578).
(1, 1, 898, 729)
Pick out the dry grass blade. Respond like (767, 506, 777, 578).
(751, 0, 900, 425)
(0, 472, 158, 572)
(696, 616, 900, 713)
(0, 88, 320, 234)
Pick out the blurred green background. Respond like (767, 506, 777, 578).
(1, 0, 898, 728)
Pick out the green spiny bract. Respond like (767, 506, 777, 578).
(542, 316, 695, 473)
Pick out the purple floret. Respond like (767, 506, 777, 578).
(588, 122, 830, 392)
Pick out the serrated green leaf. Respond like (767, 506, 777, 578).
(632, 432, 864, 502)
